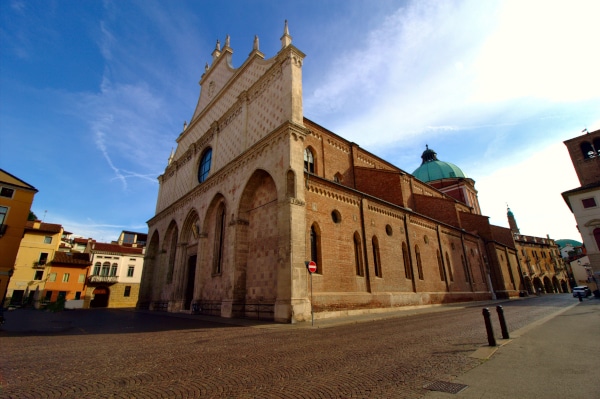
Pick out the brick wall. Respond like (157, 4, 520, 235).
(413, 194, 460, 228)
(355, 167, 404, 207)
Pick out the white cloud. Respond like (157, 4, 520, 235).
(477, 141, 581, 240)
(304, 0, 599, 152)
(471, 0, 600, 103)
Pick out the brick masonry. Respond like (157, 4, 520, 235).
(138, 27, 568, 323)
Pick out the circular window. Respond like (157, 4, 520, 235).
(331, 210, 341, 224)
(385, 224, 393, 236)
(424, 235, 429, 244)
(451, 243, 456, 250)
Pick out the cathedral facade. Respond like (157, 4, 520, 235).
(138, 24, 566, 323)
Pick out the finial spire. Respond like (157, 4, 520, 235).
(253, 35, 259, 51)
(225, 34, 230, 48)
(168, 148, 175, 166)
(281, 20, 292, 48)
(211, 39, 221, 62)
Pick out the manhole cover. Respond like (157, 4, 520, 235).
(423, 380, 468, 394)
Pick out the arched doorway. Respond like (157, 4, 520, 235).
(533, 277, 544, 294)
(91, 287, 110, 308)
(561, 280, 569, 293)
(523, 276, 534, 294)
(543, 276, 553, 293)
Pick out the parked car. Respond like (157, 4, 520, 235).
(572, 286, 592, 297)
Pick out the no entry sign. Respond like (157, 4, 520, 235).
(307, 261, 317, 273)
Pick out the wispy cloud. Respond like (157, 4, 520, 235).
(305, 0, 599, 150)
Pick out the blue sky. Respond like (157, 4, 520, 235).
(1, 0, 598, 243)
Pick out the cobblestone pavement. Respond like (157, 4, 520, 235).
(1, 294, 575, 398)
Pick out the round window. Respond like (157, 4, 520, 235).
(385, 224, 393, 236)
(331, 210, 341, 224)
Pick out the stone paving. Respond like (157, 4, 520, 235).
(0, 295, 575, 398)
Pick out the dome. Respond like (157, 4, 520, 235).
(555, 239, 582, 249)
(412, 145, 466, 183)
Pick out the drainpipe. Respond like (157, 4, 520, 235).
(359, 198, 371, 293)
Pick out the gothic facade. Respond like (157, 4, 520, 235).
(138, 24, 567, 323)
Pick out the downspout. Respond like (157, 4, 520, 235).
(476, 239, 496, 300)
(359, 197, 371, 293)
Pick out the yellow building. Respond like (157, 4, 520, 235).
(7, 221, 63, 307)
(1, 169, 38, 307)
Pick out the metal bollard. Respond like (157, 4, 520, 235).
(496, 305, 510, 339)
(482, 308, 496, 346)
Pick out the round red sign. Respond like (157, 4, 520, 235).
(307, 261, 317, 273)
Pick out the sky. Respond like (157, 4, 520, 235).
(1, 0, 599, 243)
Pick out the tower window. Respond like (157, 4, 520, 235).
(582, 197, 597, 208)
(304, 148, 315, 173)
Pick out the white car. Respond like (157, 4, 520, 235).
(572, 286, 592, 297)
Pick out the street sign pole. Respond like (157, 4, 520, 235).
(310, 270, 313, 326)
(306, 261, 317, 326)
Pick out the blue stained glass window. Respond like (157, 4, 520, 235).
(198, 148, 212, 183)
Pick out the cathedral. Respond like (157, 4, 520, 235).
(138, 23, 567, 323)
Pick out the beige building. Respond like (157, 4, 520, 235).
(1, 169, 38, 307)
(562, 128, 600, 291)
(6, 221, 63, 307)
(85, 241, 145, 308)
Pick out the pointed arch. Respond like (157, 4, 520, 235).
(372, 236, 382, 278)
(204, 193, 228, 275)
(415, 245, 424, 280)
(164, 220, 179, 284)
(402, 242, 412, 280)
(353, 232, 364, 276)
(181, 209, 201, 243)
(304, 147, 315, 173)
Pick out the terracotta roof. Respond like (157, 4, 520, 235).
(74, 237, 93, 244)
(51, 252, 92, 266)
(92, 242, 144, 255)
(24, 221, 63, 234)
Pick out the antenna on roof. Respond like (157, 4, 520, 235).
(43, 210, 47, 222)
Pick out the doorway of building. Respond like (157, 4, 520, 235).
(10, 290, 24, 306)
(90, 287, 109, 308)
(184, 255, 197, 310)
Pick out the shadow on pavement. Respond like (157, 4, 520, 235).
(0, 307, 272, 336)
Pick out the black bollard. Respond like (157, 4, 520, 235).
(482, 308, 496, 346)
(496, 305, 510, 339)
(578, 293, 583, 302)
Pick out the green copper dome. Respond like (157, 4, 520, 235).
(555, 239, 582, 249)
(412, 145, 466, 183)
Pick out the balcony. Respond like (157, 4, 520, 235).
(88, 275, 119, 284)
(33, 261, 47, 269)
